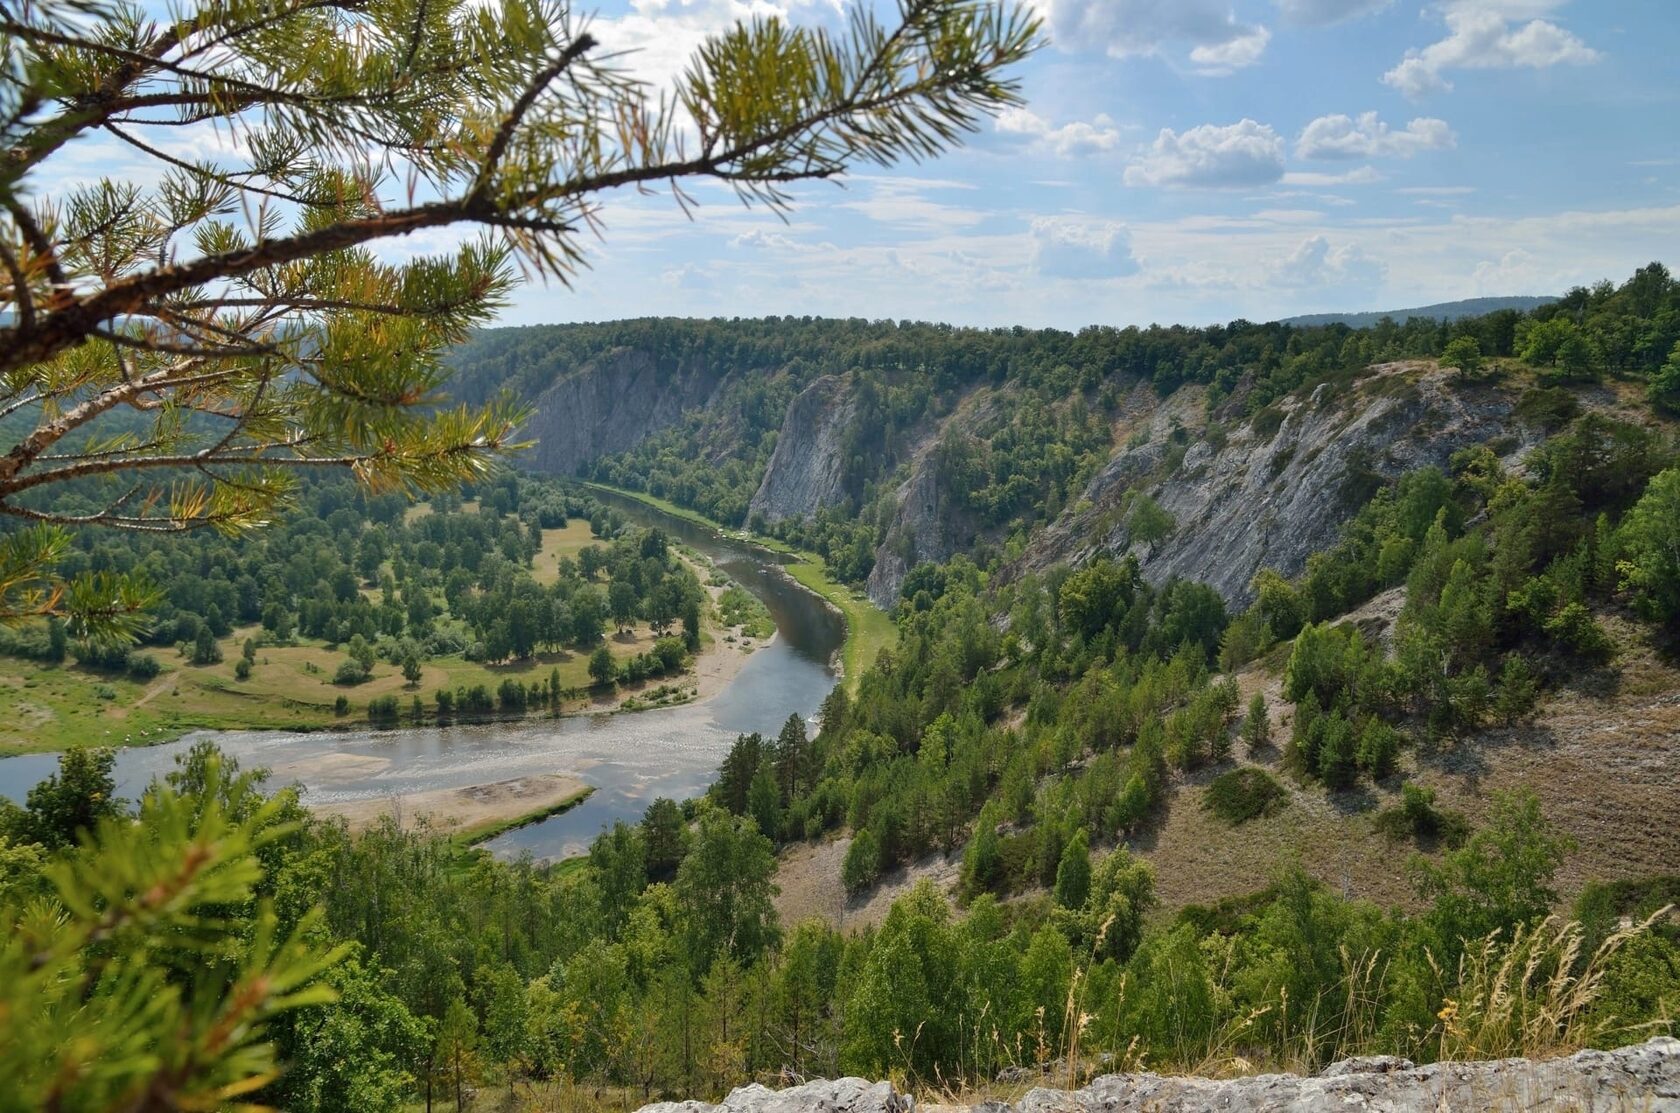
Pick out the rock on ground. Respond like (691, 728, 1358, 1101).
(637, 1038, 1680, 1112)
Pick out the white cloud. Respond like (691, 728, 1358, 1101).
(837, 178, 987, 229)
(1296, 112, 1455, 159)
(1382, 4, 1600, 98)
(1397, 185, 1476, 195)
(1029, 217, 1140, 280)
(995, 107, 1121, 156)
(588, 0, 839, 90)
(1275, 0, 1390, 25)
(730, 228, 801, 251)
(1189, 26, 1271, 75)
(1280, 165, 1383, 187)
(1032, 0, 1270, 72)
(1274, 235, 1386, 287)
(1124, 120, 1286, 189)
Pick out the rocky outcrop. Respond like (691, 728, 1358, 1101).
(866, 448, 977, 609)
(1017, 364, 1533, 608)
(636, 1037, 1680, 1112)
(749, 376, 858, 524)
(522, 348, 725, 476)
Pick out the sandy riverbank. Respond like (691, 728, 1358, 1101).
(311, 772, 591, 835)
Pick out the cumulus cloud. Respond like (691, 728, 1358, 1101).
(1296, 112, 1456, 159)
(1274, 235, 1386, 287)
(1030, 218, 1141, 280)
(1124, 120, 1286, 189)
(1031, 0, 1269, 72)
(1275, 0, 1390, 25)
(589, 0, 839, 89)
(1382, 3, 1600, 97)
(995, 107, 1121, 156)
(1189, 26, 1271, 74)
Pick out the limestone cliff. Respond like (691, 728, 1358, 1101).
(748, 375, 858, 524)
(1014, 363, 1533, 608)
(636, 1037, 1680, 1112)
(521, 348, 725, 477)
(865, 447, 976, 608)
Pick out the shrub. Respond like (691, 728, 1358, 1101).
(332, 660, 370, 686)
(1374, 783, 1469, 847)
(1203, 768, 1286, 825)
(367, 695, 401, 724)
(126, 654, 161, 680)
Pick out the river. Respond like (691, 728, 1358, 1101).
(0, 490, 845, 860)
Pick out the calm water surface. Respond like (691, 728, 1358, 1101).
(0, 490, 844, 859)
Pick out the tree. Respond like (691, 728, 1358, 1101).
(1649, 340, 1680, 413)
(1128, 493, 1176, 546)
(676, 804, 779, 971)
(0, 0, 1041, 638)
(402, 654, 424, 688)
(1414, 789, 1573, 958)
(1241, 691, 1270, 751)
(190, 625, 223, 665)
(6, 745, 121, 849)
(609, 579, 639, 634)
(842, 828, 881, 895)
(1441, 335, 1482, 375)
(1, 760, 348, 1109)
(432, 997, 480, 1113)
(1618, 468, 1680, 625)
(1052, 828, 1091, 909)
(588, 644, 617, 687)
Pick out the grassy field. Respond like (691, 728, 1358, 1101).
(531, 519, 605, 584)
(584, 482, 898, 693)
(0, 622, 666, 756)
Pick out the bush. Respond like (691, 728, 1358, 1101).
(126, 654, 161, 680)
(367, 695, 401, 724)
(333, 660, 370, 686)
(1374, 783, 1469, 847)
(1203, 767, 1286, 825)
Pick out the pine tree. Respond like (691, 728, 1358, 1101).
(1052, 829, 1091, 909)
(0, 0, 1042, 637)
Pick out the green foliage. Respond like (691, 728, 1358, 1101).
(1617, 468, 1680, 625)
(1052, 829, 1091, 909)
(1413, 790, 1574, 958)
(843, 828, 881, 895)
(1203, 767, 1286, 825)
(1440, 335, 1483, 375)
(3, 745, 122, 849)
(0, 0, 1044, 637)
(0, 756, 345, 1110)
(1374, 784, 1469, 848)
(1128, 493, 1176, 545)
(588, 644, 617, 686)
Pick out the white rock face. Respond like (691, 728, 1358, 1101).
(1016, 365, 1534, 608)
(749, 375, 859, 525)
(635, 1038, 1680, 1113)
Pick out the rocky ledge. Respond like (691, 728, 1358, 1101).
(637, 1037, 1680, 1112)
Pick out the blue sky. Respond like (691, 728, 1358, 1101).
(481, 0, 1678, 329)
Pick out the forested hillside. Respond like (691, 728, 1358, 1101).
(455, 263, 1680, 606)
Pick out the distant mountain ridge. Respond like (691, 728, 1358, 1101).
(1279, 295, 1557, 329)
